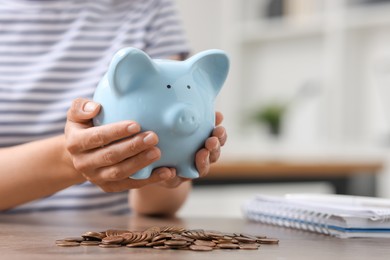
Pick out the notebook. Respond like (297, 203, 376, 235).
(242, 193, 390, 238)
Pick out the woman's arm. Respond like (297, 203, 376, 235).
(129, 179, 192, 217)
(0, 99, 176, 210)
(0, 97, 227, 216)
(0, 135, 83, 210)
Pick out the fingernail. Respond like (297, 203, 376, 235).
(143, 133, 156, 145)
(159, 171, 173, 179)
(204, 152, 210, 164)
(146, 149, 159, 160)
(127, 124, 139, 133)
(83, 102, 98, 112)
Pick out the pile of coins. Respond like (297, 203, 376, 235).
(56, 226, 278, 251)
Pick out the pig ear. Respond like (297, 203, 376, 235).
(188, 49, 229, 96)
(107, 47, 157, 94)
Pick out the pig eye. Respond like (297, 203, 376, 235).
(187, 85, 191, 89)
(166, 85, 172, 89)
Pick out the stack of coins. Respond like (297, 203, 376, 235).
(55, 226, 279, 251)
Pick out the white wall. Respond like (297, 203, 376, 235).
(173, 0, 390, 198)
(173, 0, 243, 141)
(173, 0, 223, 52)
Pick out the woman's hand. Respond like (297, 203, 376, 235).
(64, 98, 176, 192)
(64, 97, 227, 192)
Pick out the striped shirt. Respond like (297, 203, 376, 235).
(0, 0, 189, 214)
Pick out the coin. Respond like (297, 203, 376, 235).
(189, 245, 213, 251)
(258, 238, 279, 244)
(153, 245, 170, 249)
(121, 232, 134, 244)
(105, 229, 129, 237)
(56, 241, 80, 247)
(235, 236, 257, 243)
(164, 240, 188, 246)
(56, 225, 278, 252)
(152, 233, 172, 242)
(82, 231, 105, 241)
(146, 240, 166, 247)
(98, 244, 121, 248)
(80, 241, 100, 246)
(55, 240, 71, 244)
(102, 235, 124, 245)
(126, 241, 149, 247)
(241, 233, 264, 240)
(193, 240, 216, 247)
(59, 237, 84, 243)
(217, 243, 240, 249)
(239, 243, 260, 250)
(160, 226, 185, 233)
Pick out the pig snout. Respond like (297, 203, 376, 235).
(164, 104, 200, 136)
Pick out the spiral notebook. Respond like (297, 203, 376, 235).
(242, 194, 390, 238)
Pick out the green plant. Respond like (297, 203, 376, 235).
(252, 102, 286, 136)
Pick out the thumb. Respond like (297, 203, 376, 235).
(67, 98, 101, 123)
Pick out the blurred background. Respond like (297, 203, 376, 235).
(172, 0, 390, 217)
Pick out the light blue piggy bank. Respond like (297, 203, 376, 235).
(93, 47, 229, 179)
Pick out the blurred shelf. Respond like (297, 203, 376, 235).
(239, 16, 324, 43)
(238, 1, 390, 44)
(195, 158, 384, 196)
(208, 160, 384, 179)
(345, 2, 390, 31)
(195, 137, 386, 196)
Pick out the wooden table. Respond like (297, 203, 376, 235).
(195, 160, 384, 196)
(1, 212, 389, 260)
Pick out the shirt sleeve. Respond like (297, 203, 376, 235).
(143, 0, 190, 59)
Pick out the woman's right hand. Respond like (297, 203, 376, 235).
(64, 98, 176, 192)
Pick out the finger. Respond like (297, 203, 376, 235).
(155, 168, 184, 188)
(72, 131, 159, 170)
(153, 167, 177, 180)
(67, 98, 101, 124)
(95, 147, 161, 181)
(195, 148, 210, 177)
(205, 137, 221, 163)
(66, 121, 142, 153)
(215, 111, 224, 126)
(156, 168, 187, 188)
(212, 125, 227, 147)
(97, 168, 175, 192)
(205, 136, 219, 152)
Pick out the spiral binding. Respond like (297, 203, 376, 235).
(242, 199, 334, 236)
(242, 195, 390, 238)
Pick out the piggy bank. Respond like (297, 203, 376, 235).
(93, 47, 229, 179)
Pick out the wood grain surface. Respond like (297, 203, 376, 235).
(1, 212, 389, 260)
